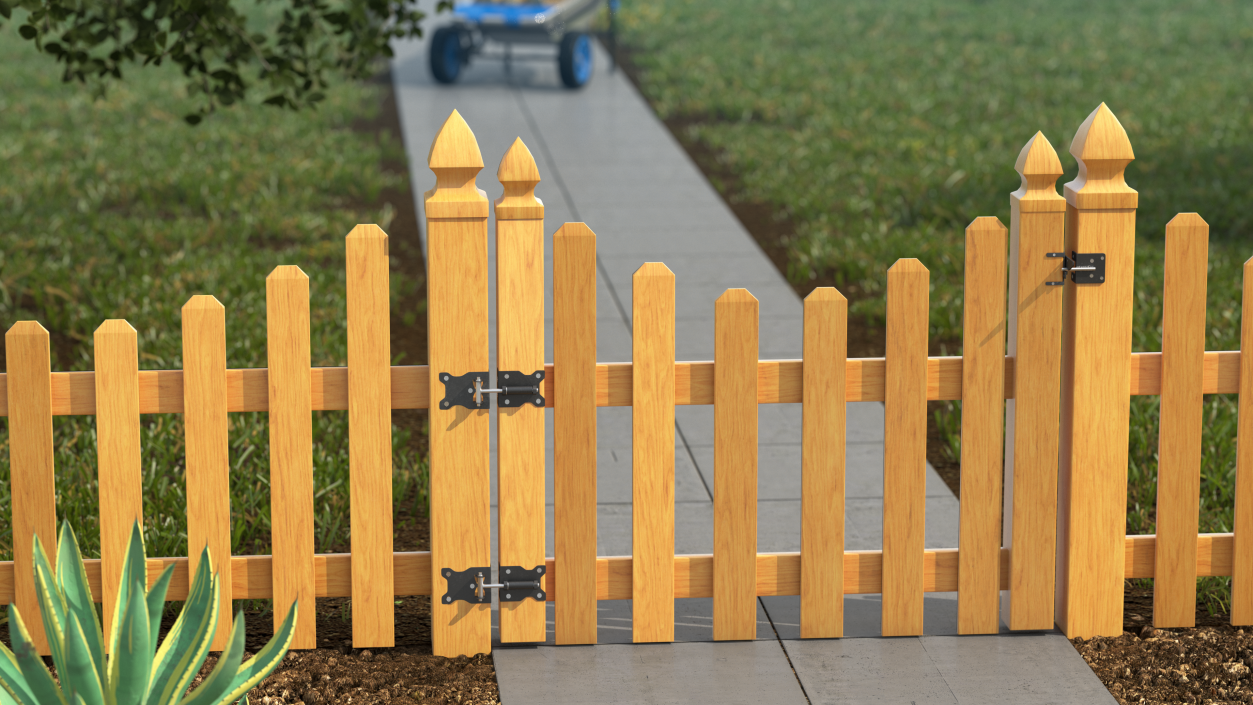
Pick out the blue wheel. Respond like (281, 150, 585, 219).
(559, 33, 593, 89)
(431, 26, 467, 84)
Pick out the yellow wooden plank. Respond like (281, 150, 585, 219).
(4, 322, 57, 654)
(1232, 256, 1253, 624)
(553, 222, 599, 645)
(496, 139, 547, 643)
(958, 217, 1008, 635)
(425, 110, 492, 657)
(632, 262, 676, 643)
(1152, 213, 1209, 628)
(1056, 103, 1138, 639)
(882, 258, 929, 637)
(94, 319, 143, 645)
(800, 288, 847, 638)
(182, 296, 233, 650)
(713, 289, 759, 641)
(1003, 131, 1066, 631)
(346, 223, 396, 647)
(266, 265, 316, 649)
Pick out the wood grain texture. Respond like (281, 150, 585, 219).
(882, 259, 929, 637)
(1003, 131, 1066, 631)
(800, 288, 847, 638)
(632, 262, 676, 643)
(95, 319, 143, 645)
(425, 110, 492, 657)
(182, 296, 233, 650)
(266, 266, 316, 649)
(4, 322, 57, 654)
(958, 217, 1008, 635)
(1056, 103, 1138, 639)
(713, 289, 759, 641)
(1232, 257, 1253, 624)
(552, 222, 598, 645)
(495, 139, 546, 643)
(1153, 214, 1209, 628)
(346, 224, 395, 647)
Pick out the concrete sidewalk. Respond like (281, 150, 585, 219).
(390, 10, 1112, 703)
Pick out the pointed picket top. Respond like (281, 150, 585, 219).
(495, 138, 544, 221)
(95, 319, 137, 337)
(182, 294, 225, 314)
(267, 264, 309, 282)
(1012, 132, 1065, 212)
(804, 286, 847, 305)
(428, 110, 484, 170)
(887, 258, 929, 275)
(6, 320, 49, 339)
(1064, 103, 1138, 209)
(716, 288, 759, 306)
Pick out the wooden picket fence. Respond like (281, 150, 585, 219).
(2, 103, 1252, 659)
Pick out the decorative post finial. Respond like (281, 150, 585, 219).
(1064, 103, 1137, 210)
(495, 137, 544, 221)
(425, 110, 488, 218)
(1012, 131, 1065, 207)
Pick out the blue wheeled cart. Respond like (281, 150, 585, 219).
(429, 0, 616, 89)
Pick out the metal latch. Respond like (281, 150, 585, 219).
(440, 565, 547, 604)
(438, 370, 545, 410)
(1046, 252, 1105, 286)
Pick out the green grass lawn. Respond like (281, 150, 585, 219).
(621, 0, 1253, 610)
(0, 20, 427, 564)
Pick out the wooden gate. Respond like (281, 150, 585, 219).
(1, 103, 1251, 659)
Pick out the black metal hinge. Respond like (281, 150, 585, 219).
(440, 565, 547, 605)
(438, 370, 545, 410)
(1046, 252, 1106, 286)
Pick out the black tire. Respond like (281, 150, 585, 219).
(558, 33, 593, 89)
(430, 27, 467, 84)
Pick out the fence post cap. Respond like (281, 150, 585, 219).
(1015, 132, 1063, 178)
(495, 138, 544, 220)
(428, 110, 484, 170)
(1070, 103, 1134, 163)
(1064, 104, 1138, 209)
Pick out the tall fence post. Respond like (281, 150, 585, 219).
(1003, 132, 1066, 631)
(425, 110, 492, 657)
(883, 258, 929, 637)
(496, 138, 547, 643)
(553, 222, 599, 645)
(182, 296, 233, 650)
(1234, 256, 1253, 625)
(95, 319, 143, 645)
(1152, 213, 1209, 628)
(346, 224, 396, 647)
(5, 322, 56, 655)
(1055, 103, 1138, 638)
(957, 217, 1008, 635)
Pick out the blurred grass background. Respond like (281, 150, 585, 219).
(619, 0, 1253, 611)
(0, 18, 428, 564)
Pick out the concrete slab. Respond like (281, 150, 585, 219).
(493, 640, 809, 705)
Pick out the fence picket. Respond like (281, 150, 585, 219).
(957, 217, 1008, 635)
(95, 319, 143, 644)
(553, 222, 599, 645)
(883, 259, 929, 637)
(346, 224, 395, 647)
(425, 110, 492, 657)
(1056, 103, 1139, 638)
(266, 265, 316, 649)
(496, 139, 547, 643)
(633, 262, 676, 643)
(5, 322, 57, 654)
(713, 289, 759, 641)
(1153, 214, 1209, 628)
(800, 288, 847, 638)
(182, 296, 233, 650)
(1003, 131, 1066, 631)
(1235, 256, 1253, 625)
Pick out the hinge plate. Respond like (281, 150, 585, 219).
(439, 565, 547, 604)
(1046, 251, 1106, 286)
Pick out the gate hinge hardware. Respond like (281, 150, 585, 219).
(440, 565, 546, 604)
(1046, 251, 1105, 286)
(438, 370, 545, 410)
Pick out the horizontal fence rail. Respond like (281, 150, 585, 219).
(0, 350, 1240, 416)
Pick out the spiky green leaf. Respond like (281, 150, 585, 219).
(56, 524, 106, 685)
(146, 563, 175, 649)
(61, 611, 105, 705)
(147, 550, 217, 705)
(0, 638, 37, 705)
(215, 601, 298, 705)
(178, 610, 246, 705)
(7, 605, 67, 705)
(31, 535, 68, 677)
(107, 524, 148, 662)
(108, 579, 151, 705)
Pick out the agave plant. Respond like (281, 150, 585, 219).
(0, 521, 298, 705)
